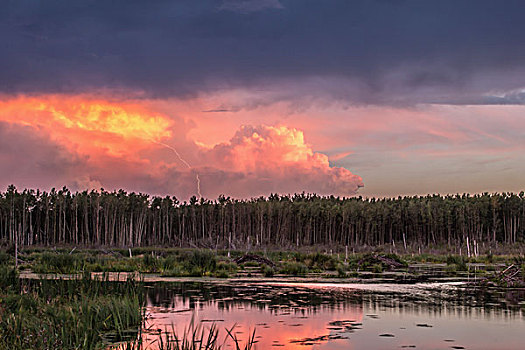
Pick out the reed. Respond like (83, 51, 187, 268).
(0, 270, 144, 350)
(27, 249, 237, 277)
(113, 319, 256, 350)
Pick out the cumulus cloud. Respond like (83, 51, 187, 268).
(127, 125, 364, 198)
(197, 125, 363, 197)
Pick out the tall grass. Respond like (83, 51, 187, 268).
(115, 320, 256, 350)
(446, 255, 468, 271)
(0, 270, 144, 350)
(1, 267, 255, 350)
(28, 249, 237, 277)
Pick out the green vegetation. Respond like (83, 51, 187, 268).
(159, 251, 237, 277)
(117, 321, 256, 350)
(13, 249, 237, 278)
(261, 264, 275, 277)
(33, 252, 87, 273)
(446, 255, 469, 271)
(0, 268, 144, 350)
(6, 247, 408, 278)
(0, 250, 12, 265)
(279, 261, 309, 276)
(3, 245, 523, 284)
(336, 264, 347, 278)
(301, 252, 339, 271)
(0, 262, 259, 350)
(150, 324, 255, 350)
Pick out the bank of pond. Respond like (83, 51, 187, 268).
(3, 247, 524, 281)
(2, 268, 525, 349)
(1, 248, 525, 349)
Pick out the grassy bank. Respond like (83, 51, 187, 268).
(0, 268, 144, 349)
(0, 259, 260, 350)
(4, 246, 522, 280)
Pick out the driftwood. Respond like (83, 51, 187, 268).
(100, 249, 123, 258)
(358, 254, 405, 270)
(494, 264, 524, 287)
(374, 254, 405, 268)
(478, 264, 525, 287)
(234, 254, 276, 267)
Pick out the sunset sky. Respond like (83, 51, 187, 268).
(1, 0, 525, 199)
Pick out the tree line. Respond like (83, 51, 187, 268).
(1, 185, 524, 250)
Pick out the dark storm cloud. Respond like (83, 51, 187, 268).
(2, 0, 525, 104)
(0, 121, 87, 189)
(219, 0, 284, 13)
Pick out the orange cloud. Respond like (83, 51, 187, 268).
(0, 94, 363, 198)
(0, 95, 172, 158)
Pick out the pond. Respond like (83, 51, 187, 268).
(140, 281, 525, 349)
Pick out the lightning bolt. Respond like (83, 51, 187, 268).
(153, 140, 202, 199)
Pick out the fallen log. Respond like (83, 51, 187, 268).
(234, 254, 276, 267)
(358, 253, 405, 270)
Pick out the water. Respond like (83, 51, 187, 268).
(142, 281, 525, 349)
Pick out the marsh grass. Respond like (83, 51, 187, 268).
(160, 251, 238, 277)
(14, 246, 519, 282)
(27, 249, 238, 278)
(261, 264, 275, 277)
(0, 270, 144, 350)
(32, 252, 87, 273)
(279, 261, 309, 276)
(0, 265, 19, 290)
(446, 255, 469, 271)
(113, 320, 256, 350)
(301, 252, 339, 271)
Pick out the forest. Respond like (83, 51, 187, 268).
(1, 185, 524, 250)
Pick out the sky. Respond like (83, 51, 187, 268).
(1, 0, 525, 199)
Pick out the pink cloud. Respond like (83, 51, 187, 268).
(329, 151, 353, 161)
(195, 125, 364, 197)
(3, 90, 525, 198)
(0, 95, 363, 199)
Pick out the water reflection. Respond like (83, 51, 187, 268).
(142, 282, 525, 349)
